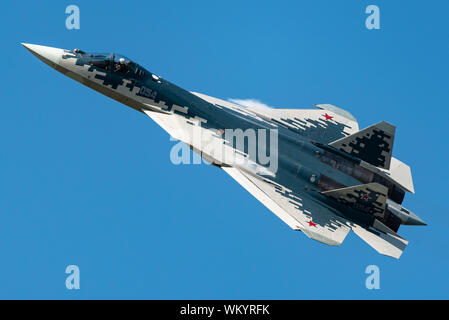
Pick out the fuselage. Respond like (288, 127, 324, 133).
(23, 44, 422, 230)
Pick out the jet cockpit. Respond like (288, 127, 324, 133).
(70, 49, 148, 79)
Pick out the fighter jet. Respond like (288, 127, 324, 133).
(22, 43, 426, 259)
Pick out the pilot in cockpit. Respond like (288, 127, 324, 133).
(114, 57, 129, 73)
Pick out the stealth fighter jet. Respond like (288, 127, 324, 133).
(23, 43, 426, 259)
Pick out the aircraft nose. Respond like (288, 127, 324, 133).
(22, 43, 63, 66)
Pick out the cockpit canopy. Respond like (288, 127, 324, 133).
(72, 50, 148, 79)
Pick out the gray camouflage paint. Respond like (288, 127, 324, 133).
(23, 44, 425, 257)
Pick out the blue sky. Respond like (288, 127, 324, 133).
(1, 0, 448, 299)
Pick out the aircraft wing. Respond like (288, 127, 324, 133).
(143, 102, 407, 258)
(224, 167, 408, 258)
(223, 167, 352, 246)
(141, 109, 349, 245)
(192, 92, 359, 145)
(138, 103, 354, 246)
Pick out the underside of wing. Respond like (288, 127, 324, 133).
(223, 167, 352, 246)
(223, 167, 408, 258)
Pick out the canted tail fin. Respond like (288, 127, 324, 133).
(322, 183, 410, 258)
(322, 183, 388, 219)
(329, 121, 395, 169)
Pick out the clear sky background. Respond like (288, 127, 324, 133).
(1, 0, 448, 299)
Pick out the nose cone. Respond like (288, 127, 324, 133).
(22, 43, 63, 67)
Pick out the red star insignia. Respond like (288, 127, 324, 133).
(323, 113, 333, 120)
(362, 194, 369, 200)
(308, 221, 317, 227)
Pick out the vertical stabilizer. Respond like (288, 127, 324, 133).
(329, 121, 395, 169)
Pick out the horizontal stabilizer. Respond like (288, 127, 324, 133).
(322, 183, 388, 219)
(380, 157, 415, 194)
(329, 121, 395, 169)
(351, 220, 408, 259)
